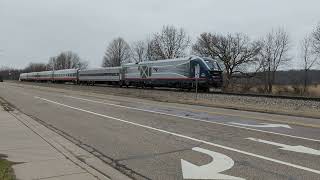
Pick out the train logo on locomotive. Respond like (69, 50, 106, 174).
(140, 66, 152, 78)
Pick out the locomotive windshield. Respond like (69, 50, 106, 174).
(203, 58, 221, 71)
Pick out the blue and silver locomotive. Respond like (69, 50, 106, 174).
(20, 56, 223, 91)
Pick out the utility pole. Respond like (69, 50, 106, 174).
(52, 57, 56, 83)
(8, 70, 11, 80)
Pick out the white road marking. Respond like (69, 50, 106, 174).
(181, 147, 244, 180)
(247, 138, 320, 156)
(230, 122, 292, 129)
(63, 95, 320, 142)
(34, 96, 320, 175)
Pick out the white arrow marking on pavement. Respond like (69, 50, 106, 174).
(247, 138, 320, 156)
(229, 122, 292, 129)
(181, 147, 245, 180)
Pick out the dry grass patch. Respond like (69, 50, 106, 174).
(0, 155, 15, 180)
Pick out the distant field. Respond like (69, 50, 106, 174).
(307, 84, 320, 96)
(273, 84, 320, 97)
(235, 84, 320, 97)
(272, 84, 320, 97)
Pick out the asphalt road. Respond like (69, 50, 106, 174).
(1, 82, 320, 180)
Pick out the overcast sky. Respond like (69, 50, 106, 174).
(0, 0, 319, 69)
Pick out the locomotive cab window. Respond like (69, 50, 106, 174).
(203, 58, 221, 71)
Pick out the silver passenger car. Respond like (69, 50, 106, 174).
(79, 67, 121, 84)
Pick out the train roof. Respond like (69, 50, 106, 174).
(139, 57, 192, 64)
(79, 67, 120, 72)
(127, 56, 218, 66)
(122, 62, 139, 67)
(122, 57, 198, 67)
(53, 69, 78, 73)
(37, 70, 53, 74)
(54, 68, 78, 72)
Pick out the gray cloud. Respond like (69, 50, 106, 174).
(0, 0, 319, 69)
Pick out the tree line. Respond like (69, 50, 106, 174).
(1, 24, 320, 94)
(20, 51, 88, 73)
(102, 25, 191, 67)
(0, 51, 88, 80)
(102, 24, 320, 93)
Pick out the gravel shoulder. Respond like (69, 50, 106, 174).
(5, 81, 320, 119)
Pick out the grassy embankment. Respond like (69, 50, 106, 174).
(0, 155, 15, 180)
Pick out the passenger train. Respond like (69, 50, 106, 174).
(19, 56, 223, 91)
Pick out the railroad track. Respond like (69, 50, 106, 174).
(211, 91, 320, 102)
(92, 83, 320, 102)
(9, 81, 320, 102)
(147, 87, 320, 102)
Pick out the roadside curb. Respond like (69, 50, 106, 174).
(1, 97, 132, 180)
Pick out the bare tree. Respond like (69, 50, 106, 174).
(47, 57, 56, 70)
(258, 28, 290, 93)
(131, 40, 147, 63)
(48, 51, 88, 70)
(148, 25, 190, 60)
(300, 35, 318, 93)
(193, 32, 262, 88)
(145, 38, 157, 61)
(102, 37, 131, 67)
(24, 62, 48, 72)
(0, 66, 22, 80)
(312, 23, 320, 56)
(192, 32, 218, 59)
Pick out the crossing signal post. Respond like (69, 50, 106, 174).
(195, 64, 200, 100)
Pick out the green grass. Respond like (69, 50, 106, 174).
(0, 156, 15, 180)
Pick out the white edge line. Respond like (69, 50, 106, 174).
(35, 96, 320, 175)
(63, 95, 320, 143)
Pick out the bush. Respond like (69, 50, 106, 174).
(239, 84, 253, 93)
(256, 86, 266, 94)
(275, 86, 290, 95)
(291, 85, 304, 95)
(0, 155, 16, 180)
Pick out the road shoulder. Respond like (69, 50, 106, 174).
(0, 97, 131, 180)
